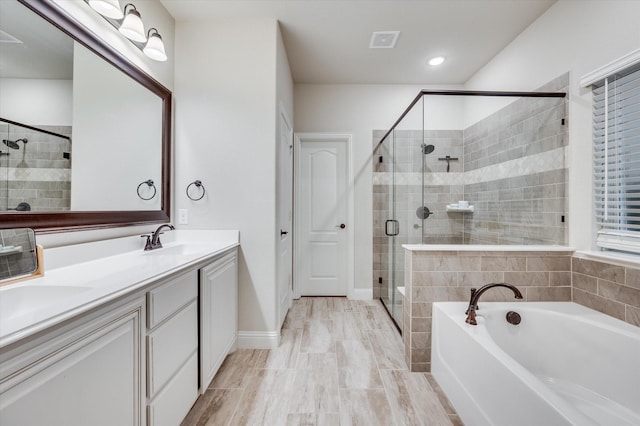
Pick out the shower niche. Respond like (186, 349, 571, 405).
(373, 75, 569, 330)
(0, 118, 72, 212)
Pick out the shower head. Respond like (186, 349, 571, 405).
(421, 143, 435, 155)
(2, 138, 28, 150)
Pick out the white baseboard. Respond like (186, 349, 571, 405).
(237, 331, 280, 349)
(348, 287, 373, 300)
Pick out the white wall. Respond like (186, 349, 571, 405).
(71, 43, 162, 211)
(294, 84, 462, 289)
(174, 18, 292, 338)
(0, 78, 72, 126)
(464, 0, 640, 252)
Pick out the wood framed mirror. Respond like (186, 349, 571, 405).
(0, 0, 171, 232)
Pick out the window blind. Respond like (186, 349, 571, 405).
(593, 64, 640, 254)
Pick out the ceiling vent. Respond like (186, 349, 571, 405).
(370, 31, 400, 49)
(0, 30, 23, 44)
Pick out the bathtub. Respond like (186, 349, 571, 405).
(431, 302, 640, 426)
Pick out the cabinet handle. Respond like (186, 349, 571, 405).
(280, 230, 288, 235)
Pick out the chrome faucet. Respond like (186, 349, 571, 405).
(465, 282, 523, 325)
(142, 224, 175, 251)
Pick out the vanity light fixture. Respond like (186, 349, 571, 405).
(88, 0, 123, 20)
(143, 28, 167, 62)
(85, 0, 168, 61)
(428, 56, 445, 66)
(119, 4, 146, 43)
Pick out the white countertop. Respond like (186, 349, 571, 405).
(0, 230, 239, 348)
(402, 244, 575, 252)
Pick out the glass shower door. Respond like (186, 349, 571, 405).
(0, 122, 9, 210)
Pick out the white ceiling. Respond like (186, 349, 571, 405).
(0, 1, 73, 79)
(160, 0, 557, 85)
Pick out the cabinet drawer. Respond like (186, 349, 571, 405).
(147, 352, 198, 426)
(147, 270, 197, 329)
(147, 301, 198, 398)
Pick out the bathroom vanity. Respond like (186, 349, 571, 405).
(0, 230, 239, 426)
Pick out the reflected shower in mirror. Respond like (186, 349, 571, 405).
(0, 0, 171, 230)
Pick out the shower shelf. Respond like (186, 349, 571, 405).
(446, 205, 475, 213)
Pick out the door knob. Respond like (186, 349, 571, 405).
(336, 224, 346, 229)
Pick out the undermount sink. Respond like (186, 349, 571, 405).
(0, 285, 92, 322)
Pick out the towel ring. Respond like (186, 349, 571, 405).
(137, 179, 157, 200)
(186, 180, 206, 201)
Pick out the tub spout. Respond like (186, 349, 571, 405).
(465, 283, 523, 325)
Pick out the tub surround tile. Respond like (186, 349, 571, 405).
(571, 258, 640, 327)
(404, 249, 581, 372)
(597, 280, 640, 308)
(525, 286, 571, 301)
(572, 288, 626, 322)
(481, 256, 526, 271)
(526, 255, 571, 271)
(626, 305, 640, 327)
(625, 268, 640, 290)
(572, 258, 625, 285)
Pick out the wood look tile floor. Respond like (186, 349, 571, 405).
(182, 297, 463, 426)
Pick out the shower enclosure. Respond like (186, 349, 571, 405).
(0, 118, 72, 212)
(374, 76, 568, 329)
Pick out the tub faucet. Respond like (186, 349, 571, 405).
(465, 283, 523, 325)
(143, 224, 175, 251)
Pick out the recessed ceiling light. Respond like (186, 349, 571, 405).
(428, 56, 445, 66)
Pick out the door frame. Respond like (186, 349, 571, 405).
(276, 104, 293, 328)
(293, 133, 355, 299)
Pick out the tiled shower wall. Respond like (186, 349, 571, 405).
(372, 73, 569, 299)
(463, 74, 568, 244)
(0, 123, 71, 211)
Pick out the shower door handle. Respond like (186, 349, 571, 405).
(385, 220, 399, 236)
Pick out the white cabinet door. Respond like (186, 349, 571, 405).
(199, 250, 238, 392)
(0, 299, 144, 426)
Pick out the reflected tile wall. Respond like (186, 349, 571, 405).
(0, 123, 71, 211)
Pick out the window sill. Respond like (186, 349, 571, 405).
(574, 250, 640, 269)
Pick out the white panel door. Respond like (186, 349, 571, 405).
(296, 135, 349, 296)
(277, 108, 293, 327)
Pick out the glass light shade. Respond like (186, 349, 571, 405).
(119, 7, 146, 42)
(143, 31, 167, 62)
(88, 0, 123, 19)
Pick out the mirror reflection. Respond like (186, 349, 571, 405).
(0, 228, 37, 280)
(0, 0, 163, 213)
